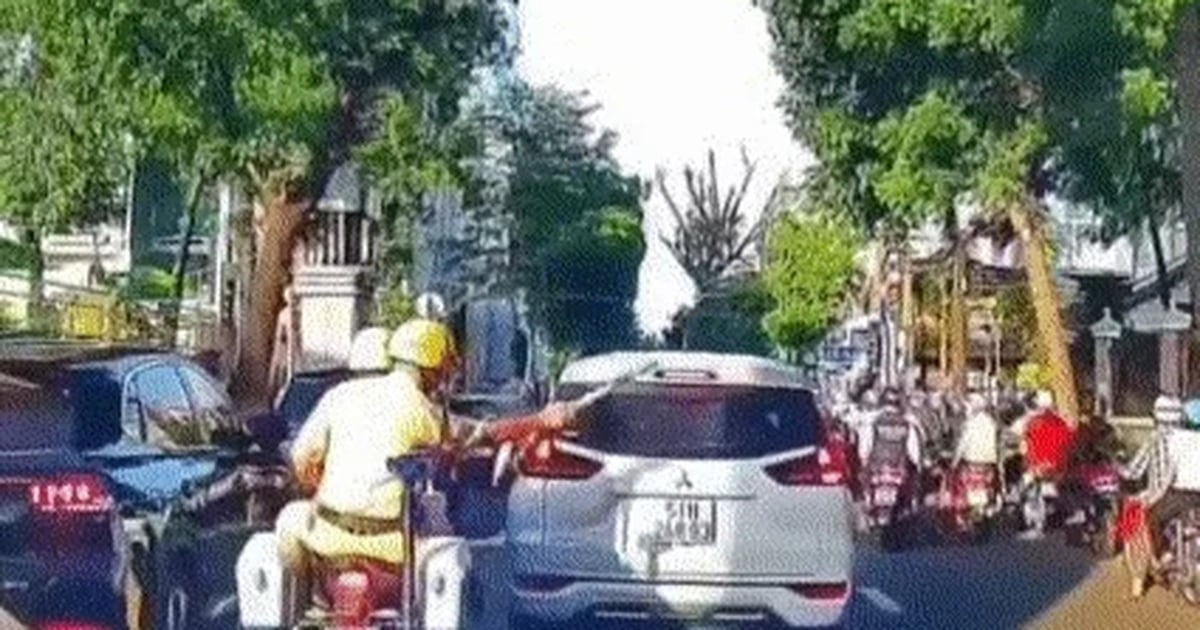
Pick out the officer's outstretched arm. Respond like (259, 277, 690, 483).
(479, 401, 581, 445)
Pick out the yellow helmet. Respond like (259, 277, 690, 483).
(388, 319, 457, 370)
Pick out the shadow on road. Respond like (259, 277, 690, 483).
(852, 531, 1095, 629)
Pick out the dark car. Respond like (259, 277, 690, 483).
(0, 350, 291, 630)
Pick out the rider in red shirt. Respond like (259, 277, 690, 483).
(1012, 390, 1076, 538)
(1025, 409, 1075, 478)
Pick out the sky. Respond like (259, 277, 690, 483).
(516, 0, 814, 334)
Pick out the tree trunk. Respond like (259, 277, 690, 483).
(22, 226, 43, 307)
(229, 89, 363, 406)
(938, 273, 948, 382)
(1147, 213, 1172, 309)
(1007, 200, 1080, 423)
(900, 249, 914, 385)
(948, 238, 968, 395)
(168, 176, 206, 346)
(1178, 3, 1200, 387)
(21, 226, 47, 333)
(230, 189, 307, 406)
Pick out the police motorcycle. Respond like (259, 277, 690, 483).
(236, 363, 649, 629)
(236, 444, 475, 630)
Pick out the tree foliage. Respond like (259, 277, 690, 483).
(0, 3, 135, 284)
(760, 0, 1149, 418)
(497, 83, 645, 354)
(1, 0, 514, 398)
(762, 211, 860, 351)
(678, 278, 776, 356)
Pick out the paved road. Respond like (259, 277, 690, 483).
(466, 531, 1097, 629)
(194, 522, 1200, 629)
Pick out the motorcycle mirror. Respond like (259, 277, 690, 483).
(493, 441, 515, 487)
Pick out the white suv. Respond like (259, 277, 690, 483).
(506, 352, 855, 628)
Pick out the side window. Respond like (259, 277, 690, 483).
(179, 366, 238, 441)
(133, 365, 203, 448)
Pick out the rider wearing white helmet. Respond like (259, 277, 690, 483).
(954, 393, 1000, 469)
(1121, 395, 1200, 594)
(347, 326, 391, 373)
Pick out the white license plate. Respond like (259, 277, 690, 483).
(874, 487, 897, 506)
(655, 499, 716, 547)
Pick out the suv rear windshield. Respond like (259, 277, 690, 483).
(557, 382, 822, 459)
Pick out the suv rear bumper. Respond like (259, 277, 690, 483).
(511, 578, 852, 628)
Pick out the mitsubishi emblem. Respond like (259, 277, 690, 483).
(676, 469, 693, 490)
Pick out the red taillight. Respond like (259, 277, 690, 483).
(791, 582, 849, 601)
(518, 439, 602, 480)
(28, 474, 112, 515)
(765, 449, 846, 486)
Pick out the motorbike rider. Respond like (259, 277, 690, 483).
(277, 319, 580, 612)
(953, 393, 1001, 473)
(1118, 395, 1200, 597)
(1010, 390, 1076, 539)
(846, 389, 880, 441)
(858, 387, 925, 499)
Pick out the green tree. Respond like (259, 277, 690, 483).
(655, 148, 782, 353)
(0, 4, 135, 305)
(1, 0, 513, 401)
(762, 211, 860, 351)
(1047, 1, 1181, 310)
(758, 0, 1133, 420)
(679, 279, 776, 356)
(498, 83, 645, 354)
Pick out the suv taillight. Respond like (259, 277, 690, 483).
(28, 474, 112, 515)
(791, 582, 849, 601)
(519, 439, 602, 480)
(765, 449, 846, 487)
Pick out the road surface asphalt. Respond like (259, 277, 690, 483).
(467, 529, 1200, 629)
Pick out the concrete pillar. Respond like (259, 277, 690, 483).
(293, 265, 373, 371)
(1132, 305, 1191, 400)
(1161, 331, 1182, 397)
(1094, 337, 1113, 413)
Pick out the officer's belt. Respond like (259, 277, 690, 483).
(316, 505, 403, 536)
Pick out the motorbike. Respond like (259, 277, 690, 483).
(937, 462, 1000, 543)
(237, 449, 472, 630)
(1062, 461, 1122, 557)
(863, 459, 915, 550)
(1158, 506, 1200, 606)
